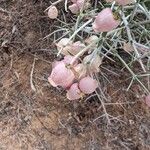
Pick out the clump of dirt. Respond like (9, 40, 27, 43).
(0, 0, 150, 150)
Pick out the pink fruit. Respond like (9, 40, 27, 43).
(85, 35, 99, 45)
(92, 8, 120, 32)
(79, 76, 98, 94)
(106, 0, 134, 5)
(76, 0, 90, 9)
(145, 94, 150, 107)
(76, 0, 85, 9)
(69, 0, 90, 14)
(69, 4, 79, 14)
(48, 62, 75, 88)
(66, 83, 82, 100)
(69, 41, 86, 55)
(48, 6, 58, 19)
(52, 60, 62, 69)
(56, 39, 85, 56)
(63, 55, 78, 66)
(52, 55, 78, 69)
(56, 38, 73, 55)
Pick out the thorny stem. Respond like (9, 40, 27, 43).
(65, 0, 68, 12)
(116, 53, 149, 94)
(138, 3, 150, 20)
(67, 18, 93, 44)
(121, 8, 146, 72)
(129, 1, 138, 22)
(73, 0, 88, 41)
(95, 90, 111, 125)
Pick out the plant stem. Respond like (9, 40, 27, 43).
(116, 53, 149, 94)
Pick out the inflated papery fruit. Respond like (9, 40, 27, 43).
(56, 38, 73, 55)
(85, 35, 99, 52)
(52, 55, 78, 69)
(106, 0, 134, 5)
(145, 94, 150, 107)
(48, 61, 75, 88)
(69, 41, 86, 55)
(83, 54, 102, 73)
(63, 55, 78, 66)
(69, 3, 79, 14)
(52, 60, 62, 69)
(85, 35, 99, 45)
(92, 8, 120, 32)
(79, 76, 98, 94)
(69, 0, 90, 14)
(48, 6, 58, 19)
(76, 0, 90, 9)
(74, 63, 87, 79)
(67, 83, 82, 100)
(56, 39, 85, 56)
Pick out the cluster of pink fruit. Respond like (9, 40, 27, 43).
(48, 37, 101, 100)
(48, 0, 135, 100)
